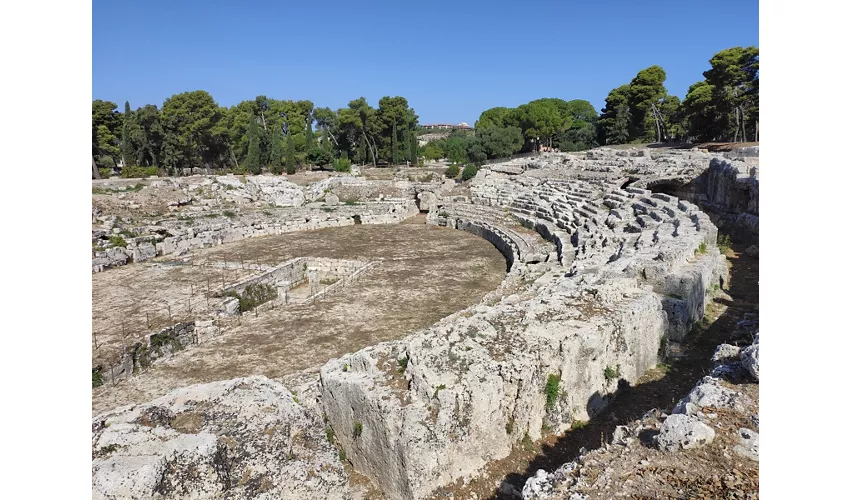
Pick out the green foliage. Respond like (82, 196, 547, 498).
(222, 210, 236, 218)
(545, 374, 561, 409)
(342, 363, 349, 372)
(98, 168, 112, 178)
(92, 370, 104, 388)
(698, 242, 707, 254)
(326, 427, 335, 443)
(571, 420, 588, 430)
(422, 142, 444, 161)
(332, 157, 352, 172)
(338, 449, 347, 461)
(108, 235, 128, 248)
(353, 421, 363, 438)
(604, 365, 621, 382)
(121, 165, 159, 178)
(460, 164, 478, 181)
(284, 131, 296, 174)
(246, 118, 262, 174)
(505, 417, 515, 435)
(307, 147, 334, 167)
(397, 356, 409, 372)
(445, 164, 460, 179)
(717, 233, 732, 253)
(433, 384, 446, 399)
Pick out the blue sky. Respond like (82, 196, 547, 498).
(93, 0, 758, 124)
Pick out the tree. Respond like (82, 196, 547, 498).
(121, 101, 136, 167)
(514, 100, 564, 149)
(682, 80, 721, 142)
(246, 117, 262, 174)
(477, 126, 523, 158)
(160, 90, 223, 174)
(348, 97, 379, 166)
(307, 147, 334, 168)
(475, 107, 516, 129)
(422, 142, 444, 161)
(92, 100, 121, 169)
(284, 130, 296, 174)
(268, 125, 284, 174)
(627, 65, 668, 142)
(598, 85, 631, 145)
(703, 46, 759, 142)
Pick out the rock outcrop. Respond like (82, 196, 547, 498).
(92, 376, 350, 499)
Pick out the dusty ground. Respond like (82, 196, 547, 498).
(92, 217, 507, 415)
(422, 242, 759, 500)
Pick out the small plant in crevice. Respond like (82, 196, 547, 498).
(717, 233, 732, 253)
(338, 449, 347, 462)
(505, 417, 515, 435)
(433, 384, 446, 399)
(108, 235, 128, 248)
(222, 210, 237, 218)
(342, 364, 349, 372)
(397, 355, 409, 373)
(697, 241, 707, 254)
(545, 374, 561, 410)
(571, 420, 588, 430)
(604, 364, 621, 382)
(325, 428, 335, 443)
(92, 370, 104, 388)
(353, 421, 363, 438)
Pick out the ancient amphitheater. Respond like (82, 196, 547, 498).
(91, 147, 759, 499)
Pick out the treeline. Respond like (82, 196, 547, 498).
(450, 45, 760, 162)
(420, 98, 599, 165)
(92, 93, 420, 178)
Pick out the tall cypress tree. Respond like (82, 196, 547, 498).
(305, 115, 314, 151)
(284, 131, 296, 175)
(121, 101, 135, 167)
(391, 121, 399, 165)
(269, 126, 283, 174)
(246, 117, 262, 175)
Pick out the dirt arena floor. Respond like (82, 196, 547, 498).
(92, 217, 507, 415)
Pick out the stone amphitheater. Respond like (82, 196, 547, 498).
(91, 147, 759, 499)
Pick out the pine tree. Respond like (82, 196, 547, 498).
(246, 118, 262, 174)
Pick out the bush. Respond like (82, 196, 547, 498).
(353, 421, 363, 438)
(545, 374, 560, 409)
(98, 167, 111, 178)
(333, 157, 352, 173)
(717, 233, 732, 253)
(92, 370, 104, 388)
(307, 147, 334, 168)
(108, 235, 128, 248)
(445, 164, 460, 178)
(604, 365, 621, 382)
(121, 165, 159, 178)
(698, 241, 707, 254)
(286, 163, 297, 175)
(461, 164, 478, 181)
(222, 210, 236, 218)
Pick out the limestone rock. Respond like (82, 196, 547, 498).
(741, 342, 759, 381)
(673, 376, 745, 416)
(711, 344, 741, 365)
(91, 376, 350, 500)
(734, 427, 759, 461)
(326, 193, 340, 206)
(656, 414, 716, 451)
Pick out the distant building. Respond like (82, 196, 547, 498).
(420, 122, 473, 131)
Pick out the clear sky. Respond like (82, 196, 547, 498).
(93, 0, 758, 124)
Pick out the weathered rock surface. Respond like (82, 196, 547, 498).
(656, 414, 716, 451)
(673, 376, 748, 416)
(741, 339, 760, 380)
(92, 376, 350, 499)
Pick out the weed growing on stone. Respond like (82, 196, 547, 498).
(505, 417, 515, 435)
(397, 355, 409, 373)
(353, 421, 363, 438)
(326, 428, 335, 443)
(342, 364, 349, 372)
(571, 420, 588, 430)
(717, 233, 732, 253)
(338, 449, 347, 461)
(223, 210, 237, 218)
(433, 384, 446, 398)
(604, 364, 621, 382)
(698, 241, 707, 254)
(108, 235, 128, 248)
(545, 374, 561, 409)
(92, 370, 104, 388)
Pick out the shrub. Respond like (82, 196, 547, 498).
(307, 147, 334, 168)
(571, 420, 588, 430)
(397, 356, 409, 372)
(717, 233, 732, 253)
(445, 164, 460, 178)
(222, 210, 236, 218)
(353, 421, 363, 438)
(286, 163, 297, 175)
(433, 384, 446, 399)
(697, 242, 707, 254)
(461, 164, 478, 181)
(333, 157, 352, 173)
(108, 235, 128, 248)
(326, 428, 335, 443)
(98, 167, 111, 178)
(545, 374, 560, 409)
(604, 365, 621, 382)
(92, 370, 104, 388)
(338, 449, 347, 461)
(121, 165, 159, 178)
